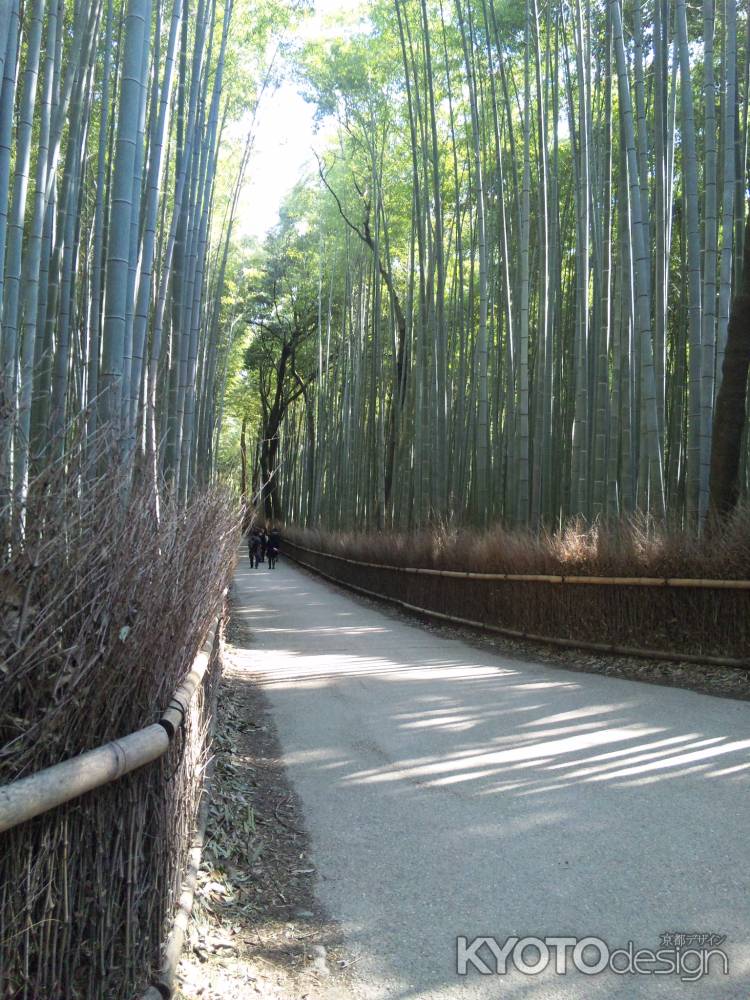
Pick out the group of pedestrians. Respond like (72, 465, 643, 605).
(247, 524, 281, 570)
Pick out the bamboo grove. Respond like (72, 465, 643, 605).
(0, 0, 285, 544)
(237, 0, 750, 532)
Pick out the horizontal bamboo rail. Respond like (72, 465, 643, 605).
(0, 618, 220, 835)
(286, 540, 750, 590)
(284, 544, 750, 670)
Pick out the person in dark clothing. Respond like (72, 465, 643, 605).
(259, 528, 268, 563)
(267, 526, 281, 569)
(248, 530, 261, 569)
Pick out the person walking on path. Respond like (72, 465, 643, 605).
(267, 526, 281, 569)
(248, 530, 261, 569)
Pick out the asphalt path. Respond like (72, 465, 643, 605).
(230, 553, 750, 999)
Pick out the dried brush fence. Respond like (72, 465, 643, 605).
(283, 518, 750, 667)
(0, 458, 240, 999)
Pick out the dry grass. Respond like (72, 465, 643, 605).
(286, 506, 750, 580)
(0, 443, 242, 998)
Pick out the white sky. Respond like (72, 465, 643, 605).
(236, 82, 324, 240)
(235, 0, 362, 242)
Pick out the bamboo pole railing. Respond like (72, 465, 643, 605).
(0, 617, 220, 835)
(285, 540, 750, 590)
(284, 542, 750, 670)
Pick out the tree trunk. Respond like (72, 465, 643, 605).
(708, 209, 750, 519)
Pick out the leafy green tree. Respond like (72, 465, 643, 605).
(242, 205, 321, 518)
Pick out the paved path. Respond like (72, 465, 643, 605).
(230, 554, 750, 999)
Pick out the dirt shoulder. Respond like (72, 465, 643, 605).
(176, 615, 354, 1000)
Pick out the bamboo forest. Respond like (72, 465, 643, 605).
(1, 0, 750, 997)
(0, 0, 747, 532)
(234, 0, 750, 533)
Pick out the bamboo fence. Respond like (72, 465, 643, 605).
(284, 541, 750, 668)
(0, 618, 225, 999)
